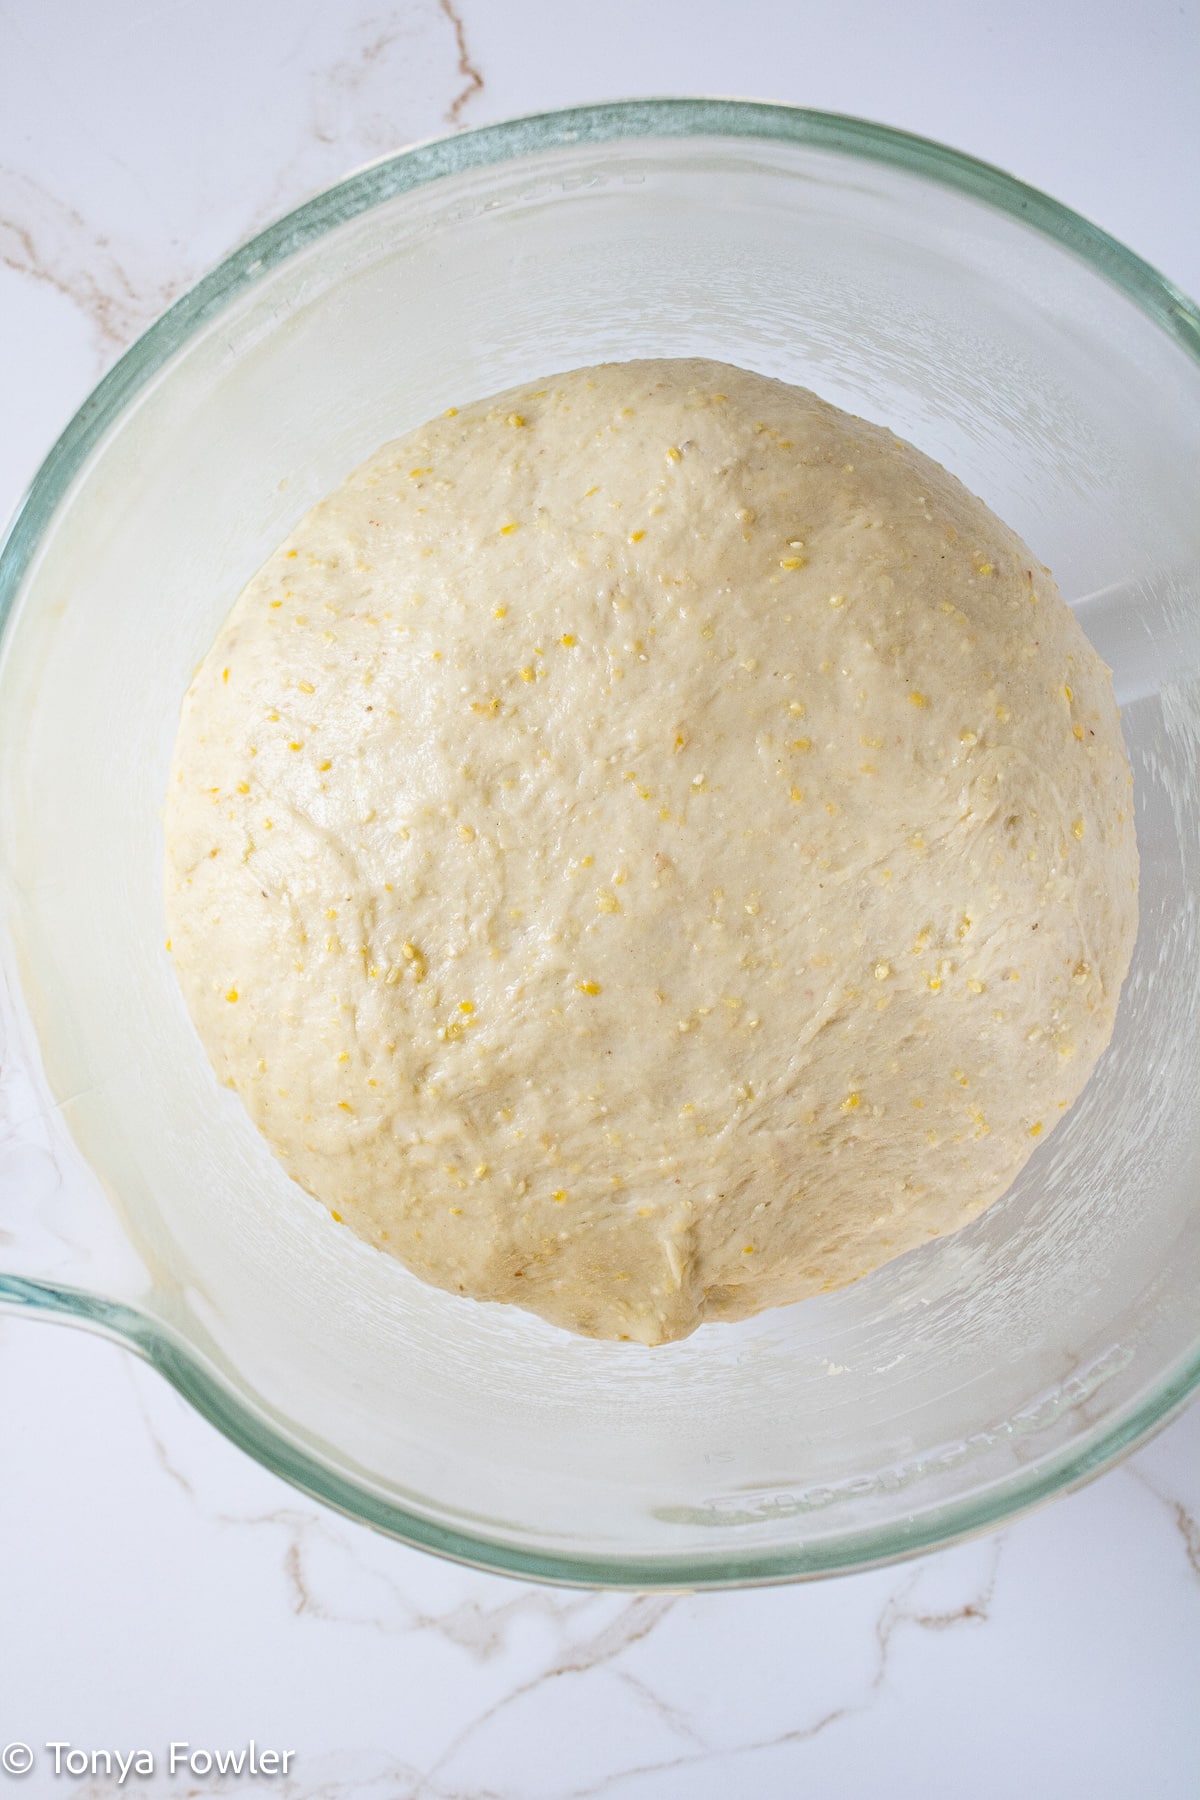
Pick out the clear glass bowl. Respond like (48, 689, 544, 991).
(1, 101, 1198, 1588)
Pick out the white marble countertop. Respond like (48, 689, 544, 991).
(1, 3, 1198, 1794)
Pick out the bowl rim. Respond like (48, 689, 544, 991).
(2, 97, 1198, 1588)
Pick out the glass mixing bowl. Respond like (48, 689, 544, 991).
(1, 101, 1198, 1588)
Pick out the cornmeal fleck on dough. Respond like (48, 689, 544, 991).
(164, 360, 1138, 1343)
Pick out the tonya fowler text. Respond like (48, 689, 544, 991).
(3, 1742, 295, 1781)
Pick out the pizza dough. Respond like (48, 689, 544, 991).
(164, 359, 1138, 1344)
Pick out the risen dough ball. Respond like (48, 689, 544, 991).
(165, 360, 1138, 1344)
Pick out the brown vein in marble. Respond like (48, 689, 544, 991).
(459, 1540, 1007, 1800)
(415, 1592, 684, 1794)
(125, 1351, 1008, 1799)
(438, 0, 483, 124)
(226, 6, 487, 251)
(0, 167, 184, 358)
(309, 13, 427, 149)
(1126, 1461, 1200, 1581)
(126, 1355, 608, 1667)
(1, 5, 483, 373)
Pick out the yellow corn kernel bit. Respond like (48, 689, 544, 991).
(330, 1210, 342, 1222)
(1072, 817, 1085, 839)
(1073, 723, 1085, 740)
(319, 759, 332, 772)
(458, 823, 476, 841)
(976, 560, 994, 576)
(297, 679, 315, 694)
(224, 988, 239, 1003)
(840, 1091, 861, 1111)
(666, 446, 682, 463)
(959, 728, 978, 745)
(789, 785, 804, 803)
(630, 529, 646, 544)
(779, 556, 805, 571)
(400, 940, 427, 982)
(458, 1000, 475, 1014)
(927, 976, 942, 992)
(269, 599, 283, 609)
(221, 667, 230, 684)
(1062, 684, 1074, 702)
(967, 978, 985, 994)
(236, 780, 250, 794)
(908, 691, 928, 708)
(288, 740, 304, 752)
(596, 890, 620, 913)
(552, 1189, 568, 1204)
(286, 550, 299, 560)
(517, 666, 535, 683)
(827, 591, 846, 606)
(338, 1101, 354, 1113)
(1029, 1121, 1044, 1137)
(742, 1244, 756, 1255)
(995, 702, 1011, 723)
(576, 980, 602, 995)
(164, 938, 172, 951)
(874, 962, 891, 981)
(506, 413, 526, 427)
(499, 521, 520, 535)
(560, 633, 577, 647)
